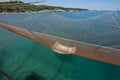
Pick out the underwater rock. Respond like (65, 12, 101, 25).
(25, 72, 45, 80)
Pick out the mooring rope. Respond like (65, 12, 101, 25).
(0, 69, 13, 80)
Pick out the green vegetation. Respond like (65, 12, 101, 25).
(0, 1, 89, 13)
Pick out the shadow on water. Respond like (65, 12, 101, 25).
(25, 72, 45, 80)
(13, 43, 39, 75)
(54, 53, 74, 62)
(0, 45, 13, 80)
(0, 46, 7, 67)
(52, 53, 75, 80)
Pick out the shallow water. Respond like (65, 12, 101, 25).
(0, 12, 120, 80)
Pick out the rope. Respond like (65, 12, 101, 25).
(0, 69, 13, 80)
(27, 12, 51, 47)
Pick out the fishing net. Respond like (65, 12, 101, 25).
(0, 11, 120, 80)
(0, 11, 120, 48)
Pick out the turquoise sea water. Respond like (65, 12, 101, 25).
(117, 11, 120, 16)
(0, 12, 120, 80)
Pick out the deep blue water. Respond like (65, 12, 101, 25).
(0, 12, 120, 80)
(56, 11, 106, 19)
(117, 11, 120, 16)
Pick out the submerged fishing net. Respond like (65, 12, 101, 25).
(0, 11, 120, 80)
